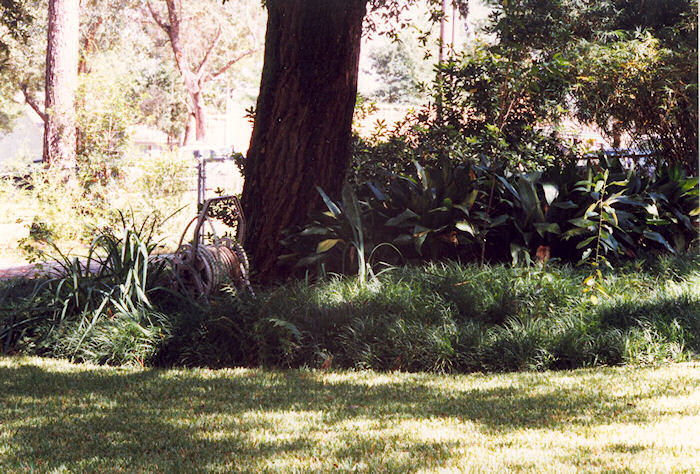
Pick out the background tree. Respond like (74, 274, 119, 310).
(43, 0, 79, 169)
(0, 0, 35, 130)
(1, 0, 264, 165)
(366, 36, 422, 104)
(485, 0, 698, 172)
(0, 0, 32, 70)
(145, 0, 262, 144)
(570, 0, 698, 172)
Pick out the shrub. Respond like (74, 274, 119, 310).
(1, 214, 175, 365)
(153, 285, 259, 368)
(50, 306, 172, 366)
(284, 158, 698, 276)
(5, 254, 698, 373)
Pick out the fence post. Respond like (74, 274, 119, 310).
(194, 150, 205, 209)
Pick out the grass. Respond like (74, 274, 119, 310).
(206, 256, 699, 372)
(3, 254, 699, 371)
(1, 356, 698, 472)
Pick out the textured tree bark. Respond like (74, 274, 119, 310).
(241, 0, 368, 282)
(43, 0, 80, 170)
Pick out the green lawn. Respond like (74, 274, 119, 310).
(1, 357, 698, 473)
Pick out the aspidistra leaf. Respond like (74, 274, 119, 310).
(317, 239, 342, 253)
(317, 187, 342, 218)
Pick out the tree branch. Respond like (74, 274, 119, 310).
(150, 0, 198, 93)
(20, 83, 46, 122)
(209, 49, 258, 81)
(146, 1, 169, 33)
(196, 24, 222, 79)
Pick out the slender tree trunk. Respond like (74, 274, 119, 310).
(191, 90, 207, 142)
(436, 0, 448, 122)
(182, 114, 195, 146)
(241, 0, 367, 282)
(43, 0, 80, 170)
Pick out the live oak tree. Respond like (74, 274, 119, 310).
(240, 0, 368, 281)
(240, 0, 462, 282)
(240, 0, 696, 283)
(242, 0, 463, 281)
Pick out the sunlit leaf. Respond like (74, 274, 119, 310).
(317, 187, 341, 218)
(576, 236, 596, 249)
(456, 220, 476, 236)
(542, 183, 559, 205)
(317, 239, 341, 253)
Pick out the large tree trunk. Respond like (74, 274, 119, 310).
(43, 0, 80, 170)
(241, 0, 367, 282)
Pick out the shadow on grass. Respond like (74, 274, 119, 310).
(0, 361, 696, 472)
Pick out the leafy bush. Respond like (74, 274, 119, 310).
(5, 256, 698, 372)
(5, 156, 196, 266)
(50, 306, 172, 366)
(154, 287, 258, 368)
(284, 158, 698, 275)
(483, 0, 698, 172)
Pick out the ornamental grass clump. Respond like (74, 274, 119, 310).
(1, 213, 175, 366)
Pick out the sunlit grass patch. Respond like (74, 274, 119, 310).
(1, 356, 698, 472)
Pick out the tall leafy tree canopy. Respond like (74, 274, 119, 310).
(0, 0, 33, 129)
(0, 0, 32, 65)
(485, 0, 697, 169)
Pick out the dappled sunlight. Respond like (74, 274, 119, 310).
(0, 357, 698, 471)
(667, 274, 700, 296)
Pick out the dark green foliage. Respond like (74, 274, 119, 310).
(149, 258, 699, 372)
(350, 45, 575, 183)
(355, 0, 697, 185)
(154, 288, 259, 368)
(485, 0, 698, 172)
(4, 257, 698, 372)
(284, 158, 698, 275)
(343, 0, 697, 273)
